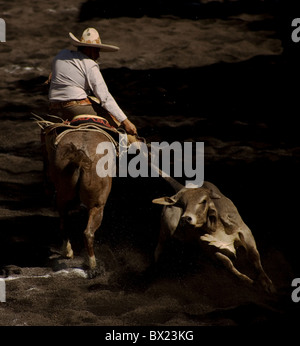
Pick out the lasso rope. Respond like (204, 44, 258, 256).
(32, 113, 128, 155)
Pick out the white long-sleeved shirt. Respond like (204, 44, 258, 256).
(49, 49, 127, 123)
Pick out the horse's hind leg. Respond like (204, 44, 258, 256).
(59, 211, 74, 259)
(56, 184, 76, 259)
(84, 205, 104, 278)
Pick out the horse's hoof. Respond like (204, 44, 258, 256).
(87, 266, 104, 279)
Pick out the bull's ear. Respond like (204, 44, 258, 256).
(152, 196, 177, 205)
(210, 191, 221, 199)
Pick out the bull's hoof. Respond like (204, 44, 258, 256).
(263, 281, 276, 295)
(256, 275, 276, 295)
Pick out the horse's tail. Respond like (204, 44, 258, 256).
(60, 142, 92, 171)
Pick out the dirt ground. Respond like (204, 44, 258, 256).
(0, 0, 300, 333)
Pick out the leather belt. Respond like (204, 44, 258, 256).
(49, 98, 92, 109)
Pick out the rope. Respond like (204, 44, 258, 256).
(32, 113, 65, 129)
(32, 113, 134, 157)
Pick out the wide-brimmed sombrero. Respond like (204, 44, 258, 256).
(69, 28, 119, 52)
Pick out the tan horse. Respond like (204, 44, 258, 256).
(45, 128, 114, 278)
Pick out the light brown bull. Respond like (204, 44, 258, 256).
(45, 129, 113, 278)
(153, 179, 274, 293)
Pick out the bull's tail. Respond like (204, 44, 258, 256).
(60, 142, 92, 171)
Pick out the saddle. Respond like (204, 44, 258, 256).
(69, 114, 116, 128)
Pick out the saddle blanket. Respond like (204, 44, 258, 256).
(70, 114, 115, 129)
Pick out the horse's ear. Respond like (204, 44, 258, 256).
(152, 195, 177, 206)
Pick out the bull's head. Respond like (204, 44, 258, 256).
(152, 187, 221, 230)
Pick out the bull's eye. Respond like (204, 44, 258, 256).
(199, 199, 207, 204)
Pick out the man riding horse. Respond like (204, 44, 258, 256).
(48, 27, 137, 136)
(39, 28, 141, 276)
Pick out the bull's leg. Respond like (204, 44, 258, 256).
(84, 205, 104, 278)
(154, 228, 168, 263)
(154, 243, 163, 263)
(215, 252, 254, 285)
(245, 245, 274, 293)
(239, 232, 274, 293)
(155, 206, 181, 262)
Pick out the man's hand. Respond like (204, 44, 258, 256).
(121, 118, 137, 135)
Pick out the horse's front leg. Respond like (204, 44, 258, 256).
(84, 205, 104, 278)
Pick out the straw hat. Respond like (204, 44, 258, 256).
(69, 28, 119, 52)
